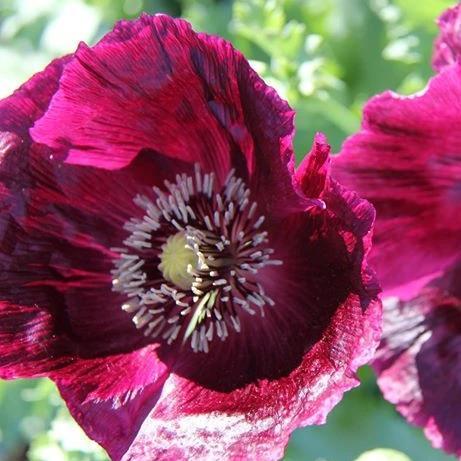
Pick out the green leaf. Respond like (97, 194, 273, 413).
(393, 0, 454, 30)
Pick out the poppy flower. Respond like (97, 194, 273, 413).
(333, 8, 461, 455)
(0, 14, 381, 460)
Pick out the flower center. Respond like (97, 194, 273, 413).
(158, 232, 197, 290)
(111, 165, 282, 353)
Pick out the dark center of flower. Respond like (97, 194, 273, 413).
(111, 165, 282, 353)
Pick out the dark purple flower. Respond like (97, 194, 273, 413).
(433, 3, 461, 72)
(373, 267, 461, 458)
(333, 11, 461, 455)
(0, 14, 380, 460)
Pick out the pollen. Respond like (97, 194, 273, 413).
(158, 232, 197, 290)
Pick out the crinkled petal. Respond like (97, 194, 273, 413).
(333, 64, 461, 299)
(0, 56, 69, 136)
(1, 152, 133, 351)
(115, 295, 381, 461)
(228, 40, 298, 215)
(0, 57, 74, 377)
(0, 56, 70, 246)
(32, 14, 243, 176)
(64, 292, 380, 461)
(31, 15, 299, 216)
(53, 346, 169, 460)
(433, 4, 461, 72)
(373, 263, 461, 458)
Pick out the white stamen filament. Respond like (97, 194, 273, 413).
(111, 165, 282, 353)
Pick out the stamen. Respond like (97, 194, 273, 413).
(111, 164, 282, 353)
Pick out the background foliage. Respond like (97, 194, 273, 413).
(0, 1, 455, 460)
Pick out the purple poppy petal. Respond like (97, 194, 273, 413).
(57, 293, 380, 461)
(30, 16, 277, 182)
(333, 63, 461, 299)
(0, 57, 74, 377)
(0, 302, 71, 378)
(111, 286, 381, 460)
(433, 4, 461, 72)
(373, 263, 461, 458)
(0, 56, 70, 254)
(53, 346, 170, 460)
(229, 42, 298, 216)
(31, 15, 239, 176)
(30, 15, 301, 218)
(0, 56, 69, 136)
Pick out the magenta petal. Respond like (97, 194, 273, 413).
(333, 64, 461, 299)
(31, 15, 298, 215)
(294, 132, 330, 201)
(433, 4, 461, 72)
(54, 346, 169, 460)
(0, 57, 76, 377)
(0, 302, 72, 378)
(0, 56, 69, 136)
(32, 15, 238, 175)
(0, 56, 69, 267)
(232, 47, 297, 215)
(110, 298, 381, 461)
(31, 15, 289, 186)
(374, 264, 461, 457)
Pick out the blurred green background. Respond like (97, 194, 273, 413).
(0, 1, 456, 460)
